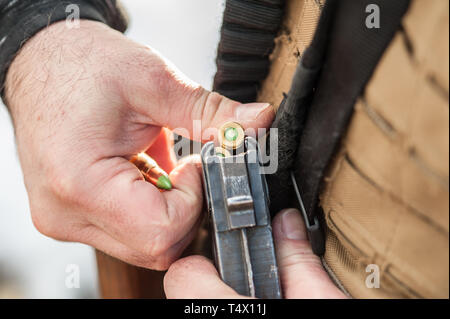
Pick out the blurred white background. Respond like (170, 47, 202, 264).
(0, 0, 224, 298)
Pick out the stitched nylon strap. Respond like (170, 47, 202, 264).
(267, 0, 410, 255)
(213, 0, 285, 103)
(294, 0, 411, 224)
(267, 0, 335, 218)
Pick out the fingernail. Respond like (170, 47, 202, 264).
(234, 103, 272, 121)
(281, 209, 307, 240)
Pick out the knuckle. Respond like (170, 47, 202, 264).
(152, 258, 173, 271)
(194, 91, 223, 126)
(29, 196, 87, 242)
(29, 206, 59, 239)
(129, 252, 158, 269)
(205, 91, 224, 111)
(47, 169, 84, 205)
(280, 242, 322, 269)
(173, 193, 199, 220)
(142, 234, 170, 260)
(183, 196, 202, 225)
(129, 250, 172, 271)
(138, 231, 179, 269)
(187, 197, 201, 219)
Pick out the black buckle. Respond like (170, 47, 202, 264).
(290, 171, 325, 256)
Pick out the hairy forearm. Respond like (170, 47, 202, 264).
(6, 20, 119, 122)
(0, 0, 128, 102)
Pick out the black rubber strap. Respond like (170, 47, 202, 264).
(213, 0, 285, 103)
(223, 0, 284, 32)
(218, 24, 277, 56)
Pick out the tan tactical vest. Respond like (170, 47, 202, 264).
(258, 0, 449, 298)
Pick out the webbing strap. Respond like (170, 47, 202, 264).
(294, 0, 411, 249)
(267, 0, 336, 217)
(268, 0, 410, 255)
(213, 0, 285, 103)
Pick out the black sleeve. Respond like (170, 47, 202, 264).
(0, 0, 128, 96)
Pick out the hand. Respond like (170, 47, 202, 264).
(4, 20, 274, 270)
(164, 209, 348, 298)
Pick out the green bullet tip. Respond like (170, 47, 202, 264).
(224, 127, 238, 142)
(156, 175, 172, 190)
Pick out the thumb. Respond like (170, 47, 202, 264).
(121, 47, 274, 141)
(273, 209, 347, 299)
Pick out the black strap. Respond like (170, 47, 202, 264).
(267, 0, 336, 218)
(268, 0, 410, 255)
(213, 0, 285, 103)
(294, 0, 410, 227)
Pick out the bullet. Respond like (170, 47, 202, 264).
(214, 147, 231, 157)
(129, 153, 172, 190)
(219, 121, 245, 150)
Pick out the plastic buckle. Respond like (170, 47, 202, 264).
(290, 171, 325, 256)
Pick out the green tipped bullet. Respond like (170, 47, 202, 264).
(130, 153, 172, 191)
(214, 147, 231, 158)
(156, 175, 172, 190)
(219, 122, 245, 150)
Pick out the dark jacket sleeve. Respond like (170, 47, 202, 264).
(0, 0, 128, 97)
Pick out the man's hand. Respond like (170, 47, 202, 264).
(164, 209, 348, 298)
(5, 20, 274, 270)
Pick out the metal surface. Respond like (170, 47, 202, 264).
(218, 121, 245, 150)
(201, 136, 282, 299)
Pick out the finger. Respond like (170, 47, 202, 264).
(74, 207, 203, 270)
(162, 155, 203, 232)
(81, 155, 204, 270)
(164, 256, 250, 299)
(272, 209, 347, 299)
(72, 223, 160, 267)
(177, 154, 202, 172)
(120, 48, 275, 141)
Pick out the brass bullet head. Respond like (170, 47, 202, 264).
(129, 153, 172, 190)
(219, 121, 245, 150)
(129, 153, 157, 173)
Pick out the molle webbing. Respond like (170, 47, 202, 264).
(213, 0, 285, 103)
